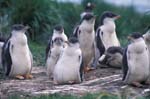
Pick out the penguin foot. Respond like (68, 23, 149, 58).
(131, 82, 143, 88)
(84, 67, 95, 73)
(68, 81, 75, 84)
(24, 74, 33, 79)
(15, 75, 25, 80)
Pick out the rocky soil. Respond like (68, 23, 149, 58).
(0, 66, 150, 98)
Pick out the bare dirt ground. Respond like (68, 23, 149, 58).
(0, 66, 150, 98)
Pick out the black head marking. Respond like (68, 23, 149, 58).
(54, 25, 64, 33)
(84, 2, 95, 12)
(82, 13, 95, 21)
(53, 37, 64, 45)
(69, 37, 79, 44)
(107, 46, 124, 55)
(12, 24, 27, 31)
(100, 11, 119, 25)
(130, 32, 143, 39)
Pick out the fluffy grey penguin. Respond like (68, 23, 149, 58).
(73, 13, 96, 72)
(96, 11, 120, 57)
(46, 25, 68, 60)
(122, 33, 150, 87)
(99, 46, 123, 68)
(53, 37, 83, 84)
(2, 24, 33, 79)
(46, 37, 64, 79)
(80, 2, 95, 19)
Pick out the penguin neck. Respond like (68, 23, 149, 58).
(103, 19, 116, 33)
(66, 44, 79, 55)
(129, 38, 146, 53)
(132, 38, 144, 43)
(52, 32, 65, 40)
(11, 31, 27, 45)
(80, 21, 95, 32)
(53, 44, 63, 49)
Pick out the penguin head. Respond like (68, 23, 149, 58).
(12, 24, 29, 33)
(100, 11, 120, 25)
(53, 25, 64, 34)
(81, 13, 96, 24)
(107, 46, 124, 55)
(128, 32, 143, 42)
(143, 26, 150, 41)
(67, 37, 79, 48)
(53, 37, 64, 46)
(84, 2, 95, 12)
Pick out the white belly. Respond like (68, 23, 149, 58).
(79, 31, 95, 65)
(54, 54, 81, 84)
(9, 45, 32, 76)
(125, 50, 150, 83)
(46, 47, 63, 77)
(102, 32, 120, 50)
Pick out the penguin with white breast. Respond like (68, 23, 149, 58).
(46, 37, 64, 79)
(99, 46, 124, 68)
(2, 24, 33, 79)
(122, 33, 150, 87)
(96, 11, 120, 57)
(46, 25, 68, 60)
(53, 37, 83, 84)
(73, 13, 96, 72)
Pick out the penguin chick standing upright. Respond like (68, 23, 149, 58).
(96, 11, 120, 57)
(46, 25, 68, 60)
(53, 37, 83, 84)
(2, 24, 33, 79)
(46, 37, 64, 79)
(73, 13, 96, 72)
(122, 33, 150, 87)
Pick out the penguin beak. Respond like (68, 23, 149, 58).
(65, 41, 69, 45)
(25, 26, 30, 30)
(114, 15, 120, 20)
(127, 36, 133, 41)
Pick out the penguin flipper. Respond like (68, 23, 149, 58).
(79, 55, 84, 82)
(96, 28, 105, 56)
(45, 39, 52, 61)
(2, 41, 12, 76)
(122, 47, 128, 81)
(73, 25, 80, 38)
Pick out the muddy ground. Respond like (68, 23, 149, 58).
(0, 66, 150, 98)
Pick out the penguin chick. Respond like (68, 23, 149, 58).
(46, 25, 68, 60)
(73, 13, 96, 72)
(96, 11, 121, 56)
(46, 37, 64, 79)
(2, 24, 33, 80)
(122, 33, 150, 87)
(53, 37, 83, 84)
(99, 46, 123, 69)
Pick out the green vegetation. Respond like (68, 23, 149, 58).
(0, 0, 150, 65)
(8, 93, 148, 99)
